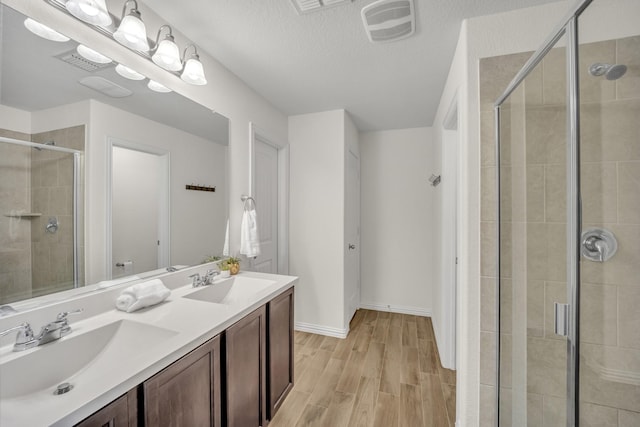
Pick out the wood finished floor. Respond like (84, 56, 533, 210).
(270, 309, 456, 427)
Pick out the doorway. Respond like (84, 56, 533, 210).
(345, 149, 361, 326)
(249, 123, 289, 275)
(107, 138, 170, 279)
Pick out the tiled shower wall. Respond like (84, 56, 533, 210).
(30, 125, 85, 296)
(0, 125, 84, 304)
(0, 129, 33, 303)
(479, 35, 640, 426)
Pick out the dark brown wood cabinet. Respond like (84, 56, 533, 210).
(144, 335, 221, 427)
(75, 286, 294, 427)
(75, 389, 137, 427)
(267, 287, 294, 420)
(225, 305, 267, 427)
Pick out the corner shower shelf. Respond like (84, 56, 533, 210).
(4, 213, 42, 218)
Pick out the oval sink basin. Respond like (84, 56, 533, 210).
(183, 276, 276, 305)
(0, 319, 177, 399)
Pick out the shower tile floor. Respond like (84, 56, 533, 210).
(270, 309, 456, 427)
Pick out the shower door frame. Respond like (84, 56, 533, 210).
(0, 135, 83, 289)
(493, 0, 594, 425)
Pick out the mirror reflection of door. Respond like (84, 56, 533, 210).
(111, 145, 168, 278)
(252, 136, 279, 273)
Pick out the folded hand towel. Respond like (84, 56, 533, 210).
(115, 279, 171, 313)
(240, 208, 260, 258)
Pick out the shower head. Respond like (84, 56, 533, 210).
(588, 62, 627, 80)
(32, 140, 56, 151)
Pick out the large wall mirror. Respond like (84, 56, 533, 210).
(0, 3, 229, 306)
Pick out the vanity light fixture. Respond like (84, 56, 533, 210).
(147, 80, 172, 93)
(24, 18, 70, 42)
(77, 44, 112, 64)
(113, 0, 150, 52)
(181, 44, 207, 86)
(151, 25, 182, 71)
(115, 64, 145, 80)
(65, 0, 112, 26)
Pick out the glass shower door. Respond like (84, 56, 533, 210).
(576, 1, 640, 424)
(497, 32, 571, 426)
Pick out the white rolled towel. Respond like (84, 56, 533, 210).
(115, 279, 171, 313)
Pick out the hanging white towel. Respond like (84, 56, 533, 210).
(240, 207, 261, 258)
(223, 218, 230, 257)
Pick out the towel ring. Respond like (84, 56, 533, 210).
(241, 195, 256, 211)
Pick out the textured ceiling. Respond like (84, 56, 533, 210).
(148, 0, 562, 131)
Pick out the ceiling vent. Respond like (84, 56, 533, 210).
(78, 76, 133, 98)
(290, 0, 352, 15)
(361, 0, 415, 43)
(55, 48, 113, 72)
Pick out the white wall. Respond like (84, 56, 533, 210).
(7, 0, 288, 260)
(289, 109, 347, 336)
(0, 105, 31, 134)
(359, 127, 435, 316)
(86, 100, 227, 283)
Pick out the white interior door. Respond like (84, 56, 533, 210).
(252, 137, 278, 273)
(112, 146, 162, 277)
(345, 150, 361, 326)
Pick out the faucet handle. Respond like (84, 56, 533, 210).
(189, 273, 202, 287)
(0, 322, 36, 351)
(56, 309, 84, 321)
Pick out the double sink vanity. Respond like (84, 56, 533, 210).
(0, 267, 297, 426)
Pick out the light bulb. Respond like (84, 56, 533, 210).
(24, 18, 70, 42)
(147, 80, 171, 93)
(65, 0, 112, 26)
(77, 44, 112, 64)
(115, 64, 145, 80)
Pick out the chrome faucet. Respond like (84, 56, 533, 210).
(36, 309, 83, 345)
(0, 309, 83, 352)
(189, 269, 221, 288)
(0, 322, 37, 351)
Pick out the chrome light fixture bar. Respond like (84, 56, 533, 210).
(151, 25, 182, 71)
(43, 0, 208, 86)
(113, 0, 150, 51)
(181, 44, 207, 85)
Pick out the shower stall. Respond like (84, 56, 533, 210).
(0, 133, 83, 305)
(494, 0, 639, 425)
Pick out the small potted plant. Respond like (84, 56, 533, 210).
(227, 256, 241, 275)
(216, 259, 231, 278)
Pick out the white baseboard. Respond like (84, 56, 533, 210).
(294, 322, 349, 339)
(359, 302, 432, 318)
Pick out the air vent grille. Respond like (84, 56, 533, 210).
(361, 0, 415, 43)
(55, 49, 113, 72)
(290, 0, 351, 14)
(78, 76, 132, 98)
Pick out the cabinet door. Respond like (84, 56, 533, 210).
(268, 287, 294, 419)
(226, 305, 267, 427)
(144, 335, 221, 427)
(75, 389, 137, 427)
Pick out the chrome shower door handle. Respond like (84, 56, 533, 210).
(554, 303, 570, 337)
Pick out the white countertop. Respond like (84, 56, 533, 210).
(0, 271, 297, 427)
